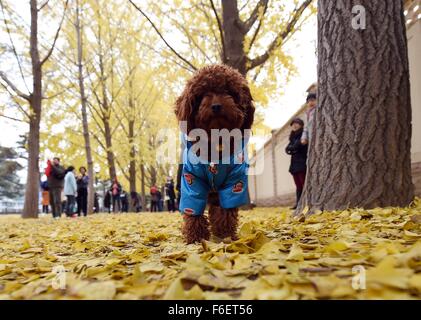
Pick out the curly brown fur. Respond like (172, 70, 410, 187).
(176, 64, 254, 244)
(209, 205, 239, 241)
(182, 215, 210, 244)
(174, 64, 255, 134)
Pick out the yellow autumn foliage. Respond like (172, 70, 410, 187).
(0, 199, 421, 300)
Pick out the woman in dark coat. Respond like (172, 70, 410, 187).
(165, 177, 176, 212)
(104, 190, 112, 213)
(285, 118, 308, 209)
(76, 166, 89, 216)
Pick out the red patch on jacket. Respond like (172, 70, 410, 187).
(184, 173, 194, 185)
(184, 208, 195, 216)
(232, 181, 244, 194)
(208, 163, 218, 174)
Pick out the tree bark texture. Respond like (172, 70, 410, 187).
(22, 0, 42, 219)
(221, 0, 246, 75)
(76, 0, 95, 215)
(297, 0, 414, 214)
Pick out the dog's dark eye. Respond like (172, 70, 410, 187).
(228, 92, 240, 104)
(193, 96, 203, 109)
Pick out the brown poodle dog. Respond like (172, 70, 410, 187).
(175, 64, 255, 244)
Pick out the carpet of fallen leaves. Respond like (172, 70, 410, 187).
(1, 199, 421, 300)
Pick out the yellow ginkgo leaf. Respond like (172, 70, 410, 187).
(286, 244, 304, 262)
(163, 278, 187, 300)
(366, 257, 413, 289)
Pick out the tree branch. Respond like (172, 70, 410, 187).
(209, 0, 226, 62)
(167, 15, 214, 64)
(0, 113, 25, 123)
(86, 101, 107, 137)
(243, 0, 269, 32)
(247, 0, 269, 51)
(115, 157, 130, 181)
(128, 0, 197, 71)
(40, 0, 69, 66)
(92, 132, 107, 151)
(38, 0, 49, 11)
(0, 82, 30, 119)
(198, 1, 223, 58)
(0, 0, 30, 93)
(247, 0, 313, 71)
(0, 71, 31, 101)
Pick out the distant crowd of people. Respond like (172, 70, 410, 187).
(149, 177, 177, 212)
(40, 158, 180, 217)
(41, 158, 98, 218)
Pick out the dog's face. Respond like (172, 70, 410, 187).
(194, 92, 244, 133)
(175, 65, 255, 136)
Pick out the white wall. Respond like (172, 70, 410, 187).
(408, 21, 421, 163)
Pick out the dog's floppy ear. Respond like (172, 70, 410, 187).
(240, 84, 255, 131)
(174, 89, 195, 134)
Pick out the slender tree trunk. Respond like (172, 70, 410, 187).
(149, 165, 157, 186)
(297, 0, 414, 214)
(96, 31, 116, 182)
(76, 0, 95, 215)
(140, 163, 146, 210)
(128, 118, 136, 211)
(127, 77, 137, 206)
(23, 112, 41, 218)
(22, 0, 42, 219)
(103, 118, 116, 181)
(128, 121, 136, 190)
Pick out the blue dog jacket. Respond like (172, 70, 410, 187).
(179, 135, 249, 216)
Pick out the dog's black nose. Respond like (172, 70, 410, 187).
(211, 104, 222, 113)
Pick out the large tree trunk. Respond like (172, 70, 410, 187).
(76, 0, 95, 215)
(22, 0, 42, 219)
(297, 0, 414, 214)
(221, 0, 246, 75)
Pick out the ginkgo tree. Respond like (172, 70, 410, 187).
(41, 0, 178, 207)
(129, 0, 316, 103)
(1, 0, 317, 216)
(0, 0, 69, 218)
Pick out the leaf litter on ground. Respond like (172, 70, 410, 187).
(0, 198, 421, 300)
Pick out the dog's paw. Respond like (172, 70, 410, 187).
(182, 215, 210, 244)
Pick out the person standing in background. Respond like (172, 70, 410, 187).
(150, 185, 159, 212)
(41, 181, 49, 214)
(94, 192, 100, 213)
(165, 177, 176, 212)
(285, 118, 308, 209)
(111, 177, 122, 213)
(76, 166, 89, 216)
(64, 166, 77, 217)
(46, 157, 66, 219)
(157, 187, 163, 212)
(301, 93, 317, 145)
(120, 190, 129, 212)
(104, 190, 112, 213)
(131, 191, 141, 212)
